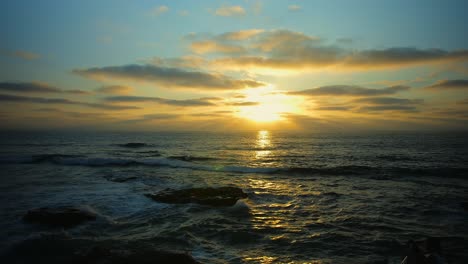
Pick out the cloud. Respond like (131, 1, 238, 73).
(36, 107, 109, 119)
(218, 29, 264, 40)
(0, 81, 89, 94)
(188, 29, 468, 73)
(120, 113, 181, 124)
(74, 64, 265, 90)
(11, 50, 40, 60)
(344, 48, 468, 68)
(354, 97, 423, 112)
(288, 5, 301, 11)
(103, 95, 217, 106)
(215, 5, 246, 16)
(0, 81, 60, 93)
(151, 5, 169, 16)
(291, 85, 410, 97)
(0, 93, 138, 110)
(354, 97, 424, 105)
(315, 106, 352, 111)
(226, 101, 260, 106)
(96, 85, 133, 95)
(426, 79, 468, 90)
(190, 41, 246, 54)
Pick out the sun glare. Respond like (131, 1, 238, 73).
(236, 85, 299, 123)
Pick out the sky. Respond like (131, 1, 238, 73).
(1, 0, 468, 131)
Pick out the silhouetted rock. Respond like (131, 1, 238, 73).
(146, 187, 248, 207)
(462, 202, 468, 211)
(168, 155, 216, 162)
(106, 176, 138, 183)
(24, 206, 96, 227)
(2, 235, 199, 264)
(119, 143, 148, 148)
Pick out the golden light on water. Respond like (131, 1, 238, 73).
(255, 130, 271, 159)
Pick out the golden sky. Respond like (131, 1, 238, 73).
(1, 1, 468, 131)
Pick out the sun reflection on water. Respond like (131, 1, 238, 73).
(255, 130, 271, 159)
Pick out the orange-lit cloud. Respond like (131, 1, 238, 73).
(190, 41, 246, 54)
(185, 29, 468, 73)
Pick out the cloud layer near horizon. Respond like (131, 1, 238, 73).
(74, 64, 265, 90)
(184, 29, 468, 73)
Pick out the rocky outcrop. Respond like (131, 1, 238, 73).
(3, 236, 199, 264)
(23, 206, 96, 228)
(146, 187, 248, 207)
(119, 143, 148, 148)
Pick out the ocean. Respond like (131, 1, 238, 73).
(0, 130, 467, 263)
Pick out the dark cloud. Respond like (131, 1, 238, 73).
(353, 97, 423, 112)
(291, 85, 410, 97)
(0, 82, 60, 93)
(104, 95, 216, 107)
(96, 85, 133, 95)
(315, 106, 352, 111)
(353, 97, 424, 105)
(0, 94, 138, 110)
(35, 108, 109, 118)
(345, 48, 468, 68)
(74, 64, 265, 90)
(120, 113, 181, 124)
(426, 79, 468, 90)
(0, 81, 89, 94)
(226, 101, 260, 106)
(358, 105, 419, 112)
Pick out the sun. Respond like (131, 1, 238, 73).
(235, 85, 300, 122)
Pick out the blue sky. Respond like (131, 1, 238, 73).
(1, 0, 468, 131)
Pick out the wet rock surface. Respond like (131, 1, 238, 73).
(146, 187, 248, 207)
(23, 207, 96, 228)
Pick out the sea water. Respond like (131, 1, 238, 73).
(0, 130, 467, 263)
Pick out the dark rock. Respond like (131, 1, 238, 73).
(119, 143, 148, 148)
(462, 202, 468, 211)
(168, 155, 216, 162)
(106, 176, 138, 183)
(3, 236, 199, 264)
(24, 206, 96, 228)
(146, 186, 248, 207)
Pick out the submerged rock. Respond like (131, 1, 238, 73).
(146, 187, 248, 207)
(24, 206, 96, 228)
(119, 143, 148, 148)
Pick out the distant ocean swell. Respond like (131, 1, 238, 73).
(1, 153, 467, 178)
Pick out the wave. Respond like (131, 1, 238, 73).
(1, 154, 467, 178)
